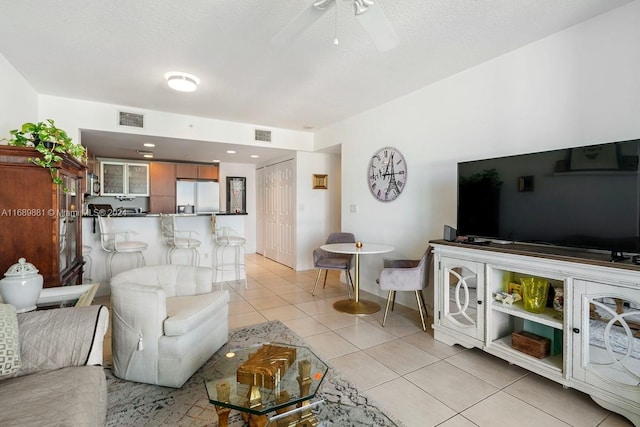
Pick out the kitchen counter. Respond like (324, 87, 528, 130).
(82, 213, 248, 290)
(83, 211, 247, 218)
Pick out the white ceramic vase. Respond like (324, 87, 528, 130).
(0, 258, 43, 313)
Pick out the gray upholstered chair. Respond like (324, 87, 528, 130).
(377, 247, 432, 331)
(312, 232, 356, 297)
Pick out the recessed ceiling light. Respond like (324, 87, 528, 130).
(226, 150, 236, 154)
(251, 155, 259, 158)
(143, 143, 155, 147)
(164, 71, 200, 92)
(143, 154, 154, 158)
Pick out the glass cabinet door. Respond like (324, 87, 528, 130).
(67, 176, 78, 266)
(101, 162, 125, 195)
(439, 257, 485, 342)
(58, 174, 69, 272)
(127, 163, 149, 196)
(573, 279, 640, 404)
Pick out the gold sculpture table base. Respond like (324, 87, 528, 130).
(214, 358, 317, 427)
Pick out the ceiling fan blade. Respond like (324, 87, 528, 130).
(271, 1, 335, 46)
(355, 2, 399, 51)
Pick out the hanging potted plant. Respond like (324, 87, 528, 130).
(4, 119, 86, 187)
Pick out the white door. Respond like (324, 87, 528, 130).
(258, 159, 296, 268)
(276, 160, 295, 268)
(263, 165, 279, 261)
(256, 167, 265, 255)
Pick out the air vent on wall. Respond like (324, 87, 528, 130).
(255, 129, 272, 142)
(118, 111, 145, 128)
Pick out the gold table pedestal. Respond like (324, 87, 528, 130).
(333, 299, 380, 315)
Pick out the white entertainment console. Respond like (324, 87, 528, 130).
(431, 240, 640, 426)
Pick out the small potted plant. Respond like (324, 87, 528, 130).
(4, 119, 86, 187)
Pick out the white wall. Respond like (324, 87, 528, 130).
(316, 1, 640, 307)
(0, 53, 38, 139)
(295, 151, 341, 270)
(219, 162, 256, 253)
(38, 95, 314, 151)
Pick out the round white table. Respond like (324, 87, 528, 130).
(320, 242, 394, 314)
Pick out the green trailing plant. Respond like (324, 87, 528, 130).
(4, 119, 86, 188)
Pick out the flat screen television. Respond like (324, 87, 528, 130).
(457, 138, 640, 256)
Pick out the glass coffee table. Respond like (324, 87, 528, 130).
(204, 343, 329, 427)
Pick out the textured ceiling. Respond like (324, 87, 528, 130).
(0, 0, 632, 162)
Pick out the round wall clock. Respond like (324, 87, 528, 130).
(367, 146, 407, 202)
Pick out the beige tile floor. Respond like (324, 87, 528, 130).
(95, 254, 634, 427)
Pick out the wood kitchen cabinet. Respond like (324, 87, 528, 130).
(0, 146, 86, 288)
(197, 164, 219, 180)
(175, 163, 197, 179)
(149, 162, 176, 214)
(175, 163, 219, 180)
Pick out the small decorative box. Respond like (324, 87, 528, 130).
(236, 344, 297, 389)
(511, 331, 551, 359)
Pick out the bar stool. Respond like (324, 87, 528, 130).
(210, 213, 246, 287)
(82, 245, 93, 282)
(159, 214, 201, 266)
(97, 215, 148, 278)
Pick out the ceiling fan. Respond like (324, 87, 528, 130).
(272, 0, 399, 52)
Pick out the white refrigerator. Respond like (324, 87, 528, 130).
(176, 180, 220, 213)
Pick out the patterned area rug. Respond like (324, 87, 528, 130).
(105, 320, 404, 426)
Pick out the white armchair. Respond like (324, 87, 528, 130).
(110, 265, 229, 388)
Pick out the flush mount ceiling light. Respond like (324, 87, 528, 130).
(165, 71, 200, 92)
(143, 143, 156, 147)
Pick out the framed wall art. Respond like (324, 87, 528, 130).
(226, 176, 246, 213)
(313, 174, 328, 189)
(570, 143, 619, 170)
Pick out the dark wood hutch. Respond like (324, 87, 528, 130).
(0, 146, 87, 287)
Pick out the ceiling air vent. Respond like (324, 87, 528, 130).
(118, 111, 145, 128)
(254, 129, 272, 143)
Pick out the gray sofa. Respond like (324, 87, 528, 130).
(0, 305, 110, 426)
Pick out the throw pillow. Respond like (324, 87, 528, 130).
(0, 303, 21, 375)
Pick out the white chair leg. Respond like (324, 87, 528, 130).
(382, 290, 394, 327)
(106, 252, 115, 279)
